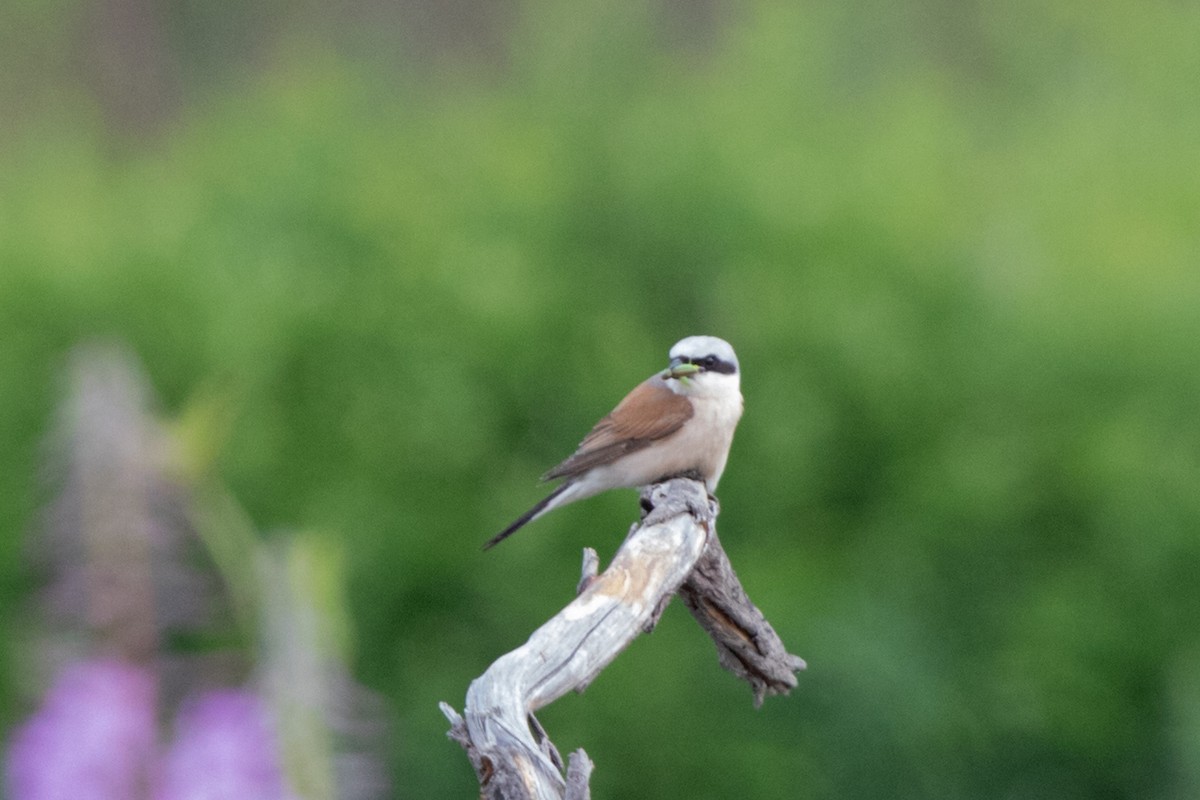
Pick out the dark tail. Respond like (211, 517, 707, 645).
(483, 483, 571, 550)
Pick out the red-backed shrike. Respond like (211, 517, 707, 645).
(485, 335, 743, 549)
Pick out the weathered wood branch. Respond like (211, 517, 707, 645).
(441, 478, 804, 799)
(680, 524, 807, 706)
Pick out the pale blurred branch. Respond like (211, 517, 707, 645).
(40, 340, 210, 664)
(14, 340, 389, 800)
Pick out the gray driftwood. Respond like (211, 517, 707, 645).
(441, 478, 804, 799)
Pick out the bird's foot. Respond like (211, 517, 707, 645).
(639, 478, 713, 527)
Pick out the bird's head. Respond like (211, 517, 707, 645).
(663, 335, 741, 398)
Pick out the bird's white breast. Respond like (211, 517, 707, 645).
(676, 390, 743, 490)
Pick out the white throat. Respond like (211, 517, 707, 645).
(668, 370, 741, 401)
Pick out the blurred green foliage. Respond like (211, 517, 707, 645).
(2, 0, 1199, 797)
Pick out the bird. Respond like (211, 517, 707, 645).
(484, 335, 743, 549)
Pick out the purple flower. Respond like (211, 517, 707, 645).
(153, 690, 294, 800)
(5, 659, 157, 800)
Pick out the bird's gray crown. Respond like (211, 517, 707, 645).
(669, 335, 739, 375)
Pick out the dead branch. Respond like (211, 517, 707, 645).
(441, 478, 803, 798)
(679, 524, 807, 706)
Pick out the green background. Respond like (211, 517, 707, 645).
(2, 0, 1198, 797)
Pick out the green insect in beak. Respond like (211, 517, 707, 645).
(665, 359, 702, 381)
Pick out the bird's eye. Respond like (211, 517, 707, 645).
(702, 355, 717, 368)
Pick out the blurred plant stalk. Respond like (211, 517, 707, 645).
(4, 341, 386, 800)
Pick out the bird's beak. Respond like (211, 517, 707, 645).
(665, 358, 701, 380)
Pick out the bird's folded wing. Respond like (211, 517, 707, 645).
(543, 377, 693, 480)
